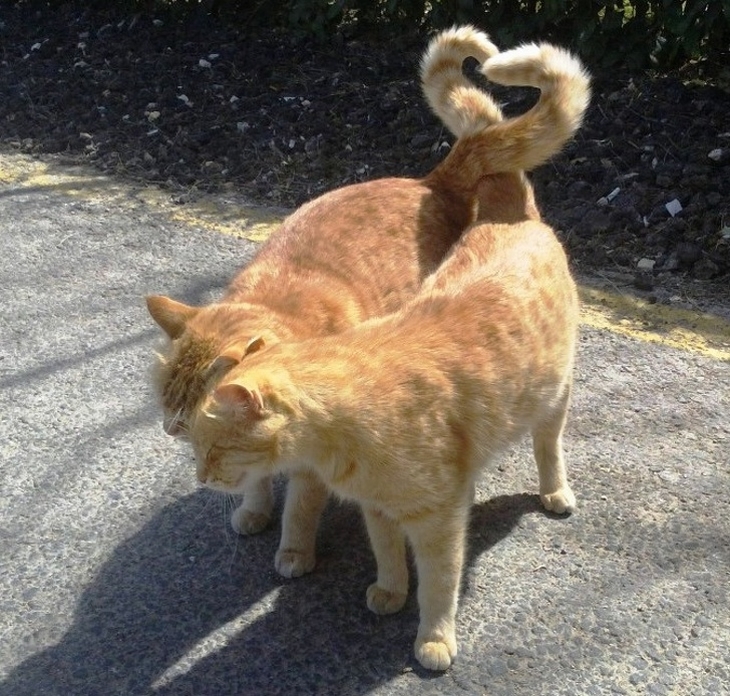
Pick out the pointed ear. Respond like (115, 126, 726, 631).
(244, 335, 266, 357)
(213, 382, 265, 418)
(208, 347, 244, 376)
(146, 295, 199, 339)
(208, 335, 267, 376)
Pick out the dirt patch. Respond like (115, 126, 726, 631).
(1, 4, 728, 313)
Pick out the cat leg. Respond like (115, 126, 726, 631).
(362, 506, 409, 615)
(403, 509, 467, 671)
(532, 391, 576, 514)
(230, 474, 274, 535)
(275, 470, 329, 578)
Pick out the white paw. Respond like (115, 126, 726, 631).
(275, 548, 316, 578)
(540, 486, 576, 514)
(230, 506, 272, 535)
(415, 635, 457, 671)
(366, 583, 408, 615)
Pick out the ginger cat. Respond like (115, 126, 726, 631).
(147, 27, 590, 579)
(189, 213, 581, 671)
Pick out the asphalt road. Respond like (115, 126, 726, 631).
(1, 154, 728, 696)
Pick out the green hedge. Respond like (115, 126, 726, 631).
(253, 0, 728, 69)
(14, 1, 730, 69)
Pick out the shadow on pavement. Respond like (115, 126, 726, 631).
(0, 487, 546, 695)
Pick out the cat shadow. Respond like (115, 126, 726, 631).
(0, 488, 548, 695)
(467, 491, 546, 559)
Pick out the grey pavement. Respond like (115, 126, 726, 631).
(0, 156, 728, 696)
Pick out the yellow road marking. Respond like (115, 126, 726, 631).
(580, 288, 730, 361)
(0, 154, 282, 243)
(2, 153, 729, 361)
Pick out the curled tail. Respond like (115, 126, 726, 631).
(423, 29, 591, 192)
(420, 25, 503, 137)
(479, 42, 592, 170)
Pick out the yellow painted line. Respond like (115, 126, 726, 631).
(580, 287, 730, 361)
(0, 153, 283, 243)
(2, 153, 729, 361)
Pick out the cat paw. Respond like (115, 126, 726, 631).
(366, 583, 407, 615)
(230, 507, 272, 535)
(275, 548, 316, 578)
(540, 486, 576, 515)
(414, 636, 457, 671)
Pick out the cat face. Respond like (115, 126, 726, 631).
(190, 379, 285, 492)
(146, 295, 270, 438)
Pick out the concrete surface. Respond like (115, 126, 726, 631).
(0, 154, 728, 696)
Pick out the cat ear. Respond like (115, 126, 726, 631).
(208, 348, 243, 376)
(146, 295, 198, 340)
(244, 335, 266, 357)
(213, 383, 265, 418)
(207, 335, 265, 376)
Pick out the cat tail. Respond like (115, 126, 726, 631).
(429, 39, 591, 189)
(420, 25, 504, 138)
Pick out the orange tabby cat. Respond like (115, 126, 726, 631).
(147, 28, 590, 579)
(190, 210, 581, 671)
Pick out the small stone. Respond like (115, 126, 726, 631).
(658, 470, 679, 483)
(708, 148, 723, 161)
(637, 258, 655, 271)
(201, 160, 223, 173)
(665, 199, 682, 217)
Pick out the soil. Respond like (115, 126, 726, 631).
(1, 3, 729, 313)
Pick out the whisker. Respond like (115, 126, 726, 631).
(172, 409, 190, 439)
(224, 494, 244, 576)
(194, 488, 218, 523)
(221, 494, 233, 541)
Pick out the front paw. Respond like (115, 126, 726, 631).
(415, 633, 457, 671)
(366, 583, 407, 615)
(275, 548, 316, 578)
(540, 486, 576, 515)
(231, 506, 272, 535)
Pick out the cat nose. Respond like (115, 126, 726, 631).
(196, 460, 209, 484)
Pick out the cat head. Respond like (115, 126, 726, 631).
(188, 367, 293, 492)
(145, 294, 274, 438)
